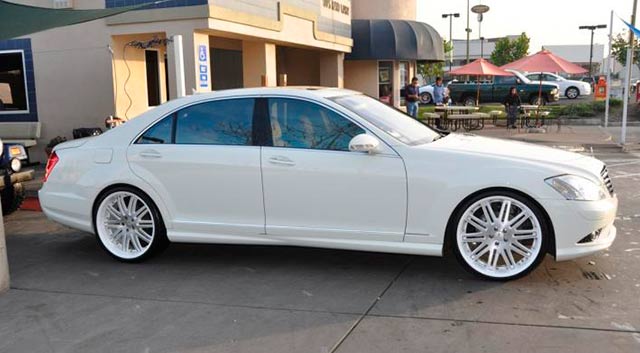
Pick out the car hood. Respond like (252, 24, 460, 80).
(429, 133, 603, 178)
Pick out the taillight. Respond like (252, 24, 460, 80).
(44, 151, 59, 182)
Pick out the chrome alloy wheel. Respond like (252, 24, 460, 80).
(96, 191, 155, 259)
(456, 196, 543, 278)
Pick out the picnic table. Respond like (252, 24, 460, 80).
(519, 105, 550, 128)
(422, 106, 486, 132)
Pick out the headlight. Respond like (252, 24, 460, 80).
(551, 88, 558, 95)
(10, 158, 21, 173)
(545, 175, 607, 201)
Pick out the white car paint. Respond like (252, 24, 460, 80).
(39, 87, 617, 279)
(524, 72, 592, 98)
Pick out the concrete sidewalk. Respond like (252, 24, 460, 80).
(474, 125, 617, 148)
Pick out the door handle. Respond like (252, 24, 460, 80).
(268, 156, 295, 166)
(139, 150, 162, 159)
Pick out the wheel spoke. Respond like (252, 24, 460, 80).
(462, 232, 486, 242)
(510, 212, 529, 229)
(513, 231, 537, 240)
(128, 196, 138, 214)
(136, 219, 154, 228)
(136, 207, 149, 218)
(135, 229, 153, 243)
(510, 241, 530, 257)
(130, 232, 143, 252)
(467, 215, 487, 231)
(503, 247, 517, 267)
(106, 204, 122, 218)
(481, 202, 497, 223)
(116, 195, 128, 215)
(499, 200, 511, 223)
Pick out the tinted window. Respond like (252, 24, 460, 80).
(138, 116, 173, 144)
(496, 76, 517, 85)
(527, 74, 540, 81)
(175, 99, 254, 145)
(268, 98, 364, 151)
(332, 94, 439, 146)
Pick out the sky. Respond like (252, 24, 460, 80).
(417, 0, 636, 54)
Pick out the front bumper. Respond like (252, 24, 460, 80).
(541, 196, 618, 261)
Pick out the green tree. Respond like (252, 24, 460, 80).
(490, 33, 530, 66)
(418, 40, 453, 82)
(611, 31, 640, 71)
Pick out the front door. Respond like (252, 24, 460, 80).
(260, 97, 407, 242)
(127, 98, 265, 236)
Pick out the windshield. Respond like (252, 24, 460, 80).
(331, 94, 440, 146)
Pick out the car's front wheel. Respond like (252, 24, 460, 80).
(94, 187, 168, 262)
(451, 191, 548, 280)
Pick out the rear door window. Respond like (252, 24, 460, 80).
(175, 99, 255, 145)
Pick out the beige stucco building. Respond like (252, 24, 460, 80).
(0, 0, 443, 162)
(0, 0, 353, 162)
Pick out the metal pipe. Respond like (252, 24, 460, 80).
(466, 0, 470, 64)
(0, 200, 9, 294)
(623, 0, 638, 145)
(605, 10, 613, 128)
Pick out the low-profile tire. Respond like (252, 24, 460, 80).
(93, 186, 168, 262)
(449, 190, 549, 281)
(565, 87, 579, 99)
(420, 92, 433, 104)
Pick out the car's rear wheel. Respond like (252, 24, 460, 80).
(451, 191, 548, 280)
(565, 87, 579, 99)
(529, 95, 546, 106)
(463, 96, 476, 106)
(420, 92, 433, 104)
(94, 187, 168, 262)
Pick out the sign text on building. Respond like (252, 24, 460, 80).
(322, 0, 349, 15)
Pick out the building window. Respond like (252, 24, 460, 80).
(378, 61, 393, 105)
(0, 50, 28, 113)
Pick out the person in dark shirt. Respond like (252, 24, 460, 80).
(503, 87, 521, 129)
(405, 77, 420, 118)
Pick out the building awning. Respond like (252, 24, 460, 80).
(0, 0, 157, 40)
(347, 19, 444, 62)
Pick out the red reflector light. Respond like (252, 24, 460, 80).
(44, 151, 59, 182)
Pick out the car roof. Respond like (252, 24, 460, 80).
(191, 86, 360, 101)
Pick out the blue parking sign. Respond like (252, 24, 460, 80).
(198, 45, 207, 62)
(199, 64, 208, 74)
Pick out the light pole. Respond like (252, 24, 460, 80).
(471, 4, 490, 59)
(579, 24, 607, 76)
(465, 0, 470, 64)
(442, 13, 460, 72)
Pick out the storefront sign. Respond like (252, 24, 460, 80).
(320, 0, 350, 25)
(198, 45, 208, 88)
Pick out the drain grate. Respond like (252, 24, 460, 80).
(582, 271, 612, 280)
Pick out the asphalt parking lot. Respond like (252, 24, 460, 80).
(1, 139, 640, 353)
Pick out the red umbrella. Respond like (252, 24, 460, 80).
(450, 58, 512, 105)
(501, 49, 588, 74)
(501, 50, 587, 106)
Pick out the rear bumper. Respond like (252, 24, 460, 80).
(541, 196, 618, 261)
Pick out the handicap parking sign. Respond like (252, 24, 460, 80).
(198, 45, 207, 61)
(199, 64, 208, 74)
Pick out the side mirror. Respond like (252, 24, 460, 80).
(349, 134, 380, 154)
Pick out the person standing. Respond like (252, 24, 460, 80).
(433, 77, 446, 105)
(503, 87, 521, 129)
(405, 77, 420, 118)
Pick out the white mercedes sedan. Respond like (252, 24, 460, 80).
(40, 87, 617, 280)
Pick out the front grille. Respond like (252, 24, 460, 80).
(601, 166, 614, 196)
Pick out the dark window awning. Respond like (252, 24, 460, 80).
(347, 19, 444, 62)
(0, 0, 157, 40)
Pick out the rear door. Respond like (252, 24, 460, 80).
(260, 97, 407, 242)
(127, 98, 265, 237)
